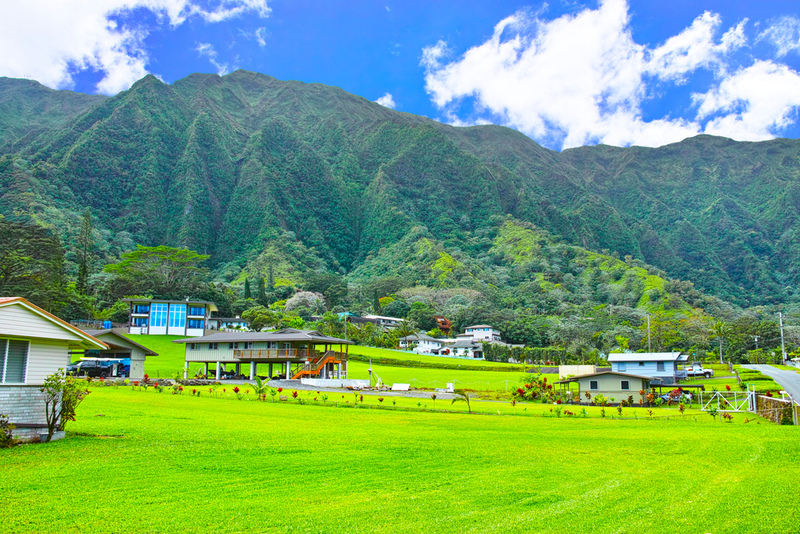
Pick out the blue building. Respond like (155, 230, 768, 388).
(124, 298, 218, 337)
(606, 352, 689, 385)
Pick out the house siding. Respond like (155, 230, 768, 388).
(0, 385, 50, 441)
(580, 375, 648, 399)
(26, 339, 72, 385)
(0, 305, 83, 342)
(611, 361, 677, 381)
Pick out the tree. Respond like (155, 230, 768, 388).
(407, 302, 438, 331)
(103, 245, 209, 299)
(257, 277, 267, 303)
(40, 369, 90, 442)
(76, 208, 94, 295)
(241, 306, 281, 331)
(451, 390, 472, 413)
(244, 279, 252, 299)
(0, 219, 66, 312)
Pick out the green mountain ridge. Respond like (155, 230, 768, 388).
(1, 70, 799, 307)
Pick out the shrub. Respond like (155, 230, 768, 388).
(40, 369, 90, 442)
(0, 414, 15, 448)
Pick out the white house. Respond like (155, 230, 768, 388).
(463, 325, 502, 342)
(207, 317, 249, 331)
(434, 339, 484, 359)
(0, 297, 107, 441)
(124, 298, 218, 336)
(399, 333, 444, 354)
(362, 314, 404, 328)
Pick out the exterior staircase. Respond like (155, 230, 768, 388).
(292, 351, 344, 379)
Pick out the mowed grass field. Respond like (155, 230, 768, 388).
(124, 335, 536, 391)
(1, 387, 798, 534)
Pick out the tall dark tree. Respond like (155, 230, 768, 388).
(267, 264, 275, 289)
(244, 278, 252, 299)
(257, 277, 267, 303)
(0, 219, 66, 312)
(76, 208, 93, 294)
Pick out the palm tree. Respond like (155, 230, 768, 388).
(451, 390, 471, 413)
(711, 321, 729, 364)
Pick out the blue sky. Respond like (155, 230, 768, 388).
(3, 0, 800, 150)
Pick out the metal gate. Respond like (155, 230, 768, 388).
(700, 385, 756, 412)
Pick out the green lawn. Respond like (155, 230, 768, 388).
(1, 386, 796, 533)
(348, 345, 525, 370)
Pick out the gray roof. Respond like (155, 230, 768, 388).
(606, 352, 686, 362)
(172, 328, 352, 345)
(554, 370, 652, 384)
(82, 329, 159, 356)
(441, 339, 482, 349)
(209, 317, 249, 322)
(465, 324, 493, 329)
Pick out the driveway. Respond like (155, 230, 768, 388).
(742, 364, 800, 401)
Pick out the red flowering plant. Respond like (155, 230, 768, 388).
(511, 373, 551, 403)
(142, 374, 150, 385)
(725, 384, 731, 391)
(291, 390, 298, 399)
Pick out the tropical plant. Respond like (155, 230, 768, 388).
(40, 369, 90, 442)
(451, 389, 472, 413)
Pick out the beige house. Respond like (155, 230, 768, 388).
(0, 296, 107, 441)
(555, 371, 651, 402)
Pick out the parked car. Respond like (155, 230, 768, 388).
(684, 363, 714, 379)
(67, 360, 117, 378)
(660, 391, 693, 403)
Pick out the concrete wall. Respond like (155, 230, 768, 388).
(0, 385, 50, 441)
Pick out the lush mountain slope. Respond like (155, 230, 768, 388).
(0, 71, 798, 307)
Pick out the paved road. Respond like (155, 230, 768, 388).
(742, 364, 800, 401)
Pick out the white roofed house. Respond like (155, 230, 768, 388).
(0, 297, 107, 441)
(463, 325, 502, 342)
(606, 352, 689, 385)
(399, 333, 444, 354)
(175, 329, 353, 381)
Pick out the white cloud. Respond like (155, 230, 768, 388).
(422, 0, 800, 149)
(0, 0, 269, 95)
(196, 43, 233, 76)
(375, 93, 397, 109)
(694, 60, 800, 140)
(758, 16, 800, 57)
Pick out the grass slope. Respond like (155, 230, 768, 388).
(1, 387, 796, 533)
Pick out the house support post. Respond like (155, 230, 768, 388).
(286, 361, 291, 379)
(250, 363, 256, 380)
(235, 363, 241, 377)
(183, 360, 189, 380)
(204, 362, 209, 377)
(268, 363, 273, 377)
(216, 362, 221, 380)
(337, 363, 341, 378)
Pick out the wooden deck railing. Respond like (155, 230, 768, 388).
(233, 349, 317, 360)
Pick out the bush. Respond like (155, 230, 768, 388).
(0, 414, 15, 448)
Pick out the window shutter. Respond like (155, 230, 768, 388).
(0, 339, 6, 381)
(5, 340, 28, 383)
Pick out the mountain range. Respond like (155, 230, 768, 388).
(1, 70, 798, 307)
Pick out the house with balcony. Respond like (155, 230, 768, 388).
(463, 325, 502, 342)
(606, 352, 689, 385)
(124, 298, 218, 336)
(174, 329, 352, 380)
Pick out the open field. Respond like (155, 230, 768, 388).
(1, 386, 797, 533)
(348, 345, 525, 370)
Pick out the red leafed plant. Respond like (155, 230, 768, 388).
(292, 391, 298, 399)
(726, 384, 731, 391)
(233, 386, 240, 394)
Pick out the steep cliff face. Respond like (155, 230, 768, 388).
(1, 71, 798, 306)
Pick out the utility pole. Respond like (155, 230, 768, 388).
(647, 314, 651, 353)
(779, 312, 787, 364)
(754, 335, 759, 350)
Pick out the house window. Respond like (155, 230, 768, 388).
(188, 319, 204, 330)
(243, 342, 253, 349)
(133, 317, 148, 327)
(621, 380, 630, 390)
(169, 304, 186, 329)
(188, 343, 198, 350)
(0, 339, 29, 384)
(657, 362, 665, 372)
(209, 343, 218, 350)
(228, 342, 239, 350)
(638, 361, 645, 366)
(133, 305, 150, 314)
(589, 380, 598, 390)
(188, 306, 205, 316)
(618, 363, 627, 372)
(151, 303, 168, 327)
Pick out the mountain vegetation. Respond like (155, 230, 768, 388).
(0, 71, 798, 362)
